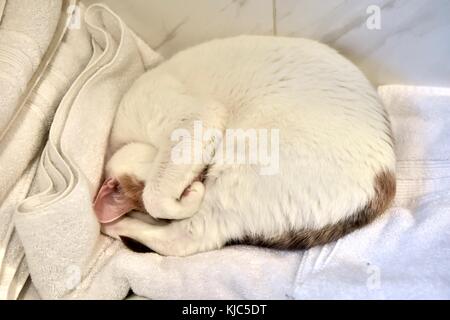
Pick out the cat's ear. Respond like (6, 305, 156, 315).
(93, 178, 135, 223)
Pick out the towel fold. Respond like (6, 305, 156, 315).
(0, 1, 6, 24)
(14, 3, 162, 299)
(0, 1, 91, 299)
(0, 18, 92, 203)
(0, 0, 63, 137)
(0, 162, 36, 299)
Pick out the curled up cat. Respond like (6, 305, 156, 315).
(93, 35, 396, 257)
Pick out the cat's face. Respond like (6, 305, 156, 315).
(93, 143, 154, 223)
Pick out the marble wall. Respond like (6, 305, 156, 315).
(82, 0, 450, 87)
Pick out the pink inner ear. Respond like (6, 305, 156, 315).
(93, 178, 135, 223)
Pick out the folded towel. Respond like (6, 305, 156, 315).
(0, 2, 92, 300)
(0, 162, 37, 300)
(0, 6, 91, 203)
(0, 0, 64, 299)
(14, 3, 162, 299)
(0, 0, 63, 137)
(0, 1, 6, 24)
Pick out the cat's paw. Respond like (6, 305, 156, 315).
(143, 181, 205, 220)
(180, 181, 205, 210)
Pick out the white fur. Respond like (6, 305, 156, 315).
(103, 35, 395, 256)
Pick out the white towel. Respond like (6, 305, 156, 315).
(14, 3, 162, 299)
(0, 0, 63, 137)
(0, 3, 92, 300)
(0, 1, 6, 24)
(0, 162, 37, 300)
(0, 0, 65, 300)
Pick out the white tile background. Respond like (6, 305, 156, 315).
(82, 0, 450, 87)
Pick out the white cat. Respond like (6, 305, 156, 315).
(94, 35, 396, 256)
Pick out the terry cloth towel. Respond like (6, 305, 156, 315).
(0, 1, 6, 24)
(0, 0, 74, 203)
(0, 1, 90, 299)
(10, 4, 450, 298)
(0, 0, 64, 139)
(14, 3, 162, 299)
(0, 0, 74, 299)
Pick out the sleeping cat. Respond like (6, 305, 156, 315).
(94, 35, 396, 256)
